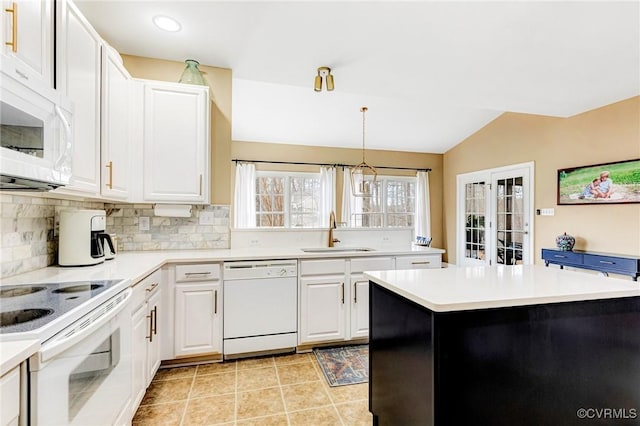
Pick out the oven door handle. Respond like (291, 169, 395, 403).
(39, 289, 132, 362)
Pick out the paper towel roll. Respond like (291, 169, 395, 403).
(153, 204, 192, 218)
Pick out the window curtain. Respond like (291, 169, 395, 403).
(341, 168, 363, 227)
(318, 166, 336, 227)
(415, 171, 431, 239)
(233, 163, 256, 228)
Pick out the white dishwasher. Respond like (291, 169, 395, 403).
(223, 260, 298, 356)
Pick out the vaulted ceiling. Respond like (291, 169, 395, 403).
(77, 1, 640, 153)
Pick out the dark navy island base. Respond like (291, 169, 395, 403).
(369, 282, 640, 426)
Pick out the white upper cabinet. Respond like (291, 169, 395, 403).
(1, 0, 53, 89)
(141, 81, 210, 203)
(101, 47, 131, 200)
(54, 0, 101, 195)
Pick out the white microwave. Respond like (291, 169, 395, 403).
(0, 57, 73, 191)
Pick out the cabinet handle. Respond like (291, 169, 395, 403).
(105, 161, 113, 189)
(341, 283, 344, 304)
(214, 289, 218, 314)
(353, 282, 357, 304)
(146, 312, 153, 342)
(5, 3, 17, 52)
(185, 272, 211, 276)
(599, 260, 615, 265)
(553, 255, 566, 258)
(411, 261, 431, 265)
(145, 283, 159, 292)
(199, 174, 203, 196)
(152, 306, 158, 336)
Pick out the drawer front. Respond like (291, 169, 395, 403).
(583, 254, 638, 274)
(350, 257, 395, 273)
(542, 250, 583, 264)
(396, 255, 441, 270)
(300, 259, 346, 276)
(131, 268, 162, 308)
(175, 263, 221, 282)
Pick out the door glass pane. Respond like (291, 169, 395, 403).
(464, 182, 485, 261)
(495, 177, 524, 265)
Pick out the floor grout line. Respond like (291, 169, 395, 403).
(179, 366, 198, 426)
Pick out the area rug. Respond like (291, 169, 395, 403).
(313, 345, 369, 386)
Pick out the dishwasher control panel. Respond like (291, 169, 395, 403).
(223, 260, 297, 280)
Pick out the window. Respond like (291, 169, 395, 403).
(255, 172, 322, 227)
(350, 176, 415, 228)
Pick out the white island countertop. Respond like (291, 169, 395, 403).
(365, 265, 640, 312)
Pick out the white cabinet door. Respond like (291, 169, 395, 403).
(350, 276, 369, 339)
(131, 303, 148, 415)
(101, 47, 131, 200)
(0, 366, 20, 426)
(55, 0, 101, 195)
(142, 81, 209, 203)
(1, 0, 53, 87)
(174, 282, 221, 357)
(146, 288, 162, 384)
(299, 275, 346, 344)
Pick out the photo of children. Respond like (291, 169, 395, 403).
(558, 159, 640, 205)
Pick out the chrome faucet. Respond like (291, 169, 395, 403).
(328, 210, 340, 247)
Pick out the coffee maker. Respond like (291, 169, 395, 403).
(59, 209, 112, 266)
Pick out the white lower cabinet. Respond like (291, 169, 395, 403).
(395, 254, 442, 269)
(299, 257, 395, 345)
(0, 364, 22, 426)
(299, 274, 347, 344)
(172, 263, 222, 358)
(130, 269, 163, 419)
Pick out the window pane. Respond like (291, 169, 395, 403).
(255, 173, 322, 228)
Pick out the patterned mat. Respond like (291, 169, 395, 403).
(313, 345, 369, 387)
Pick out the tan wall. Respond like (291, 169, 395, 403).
(121, 55, 233, 205)
(443, 96, 640, 265)
(232, 141, 444, 248)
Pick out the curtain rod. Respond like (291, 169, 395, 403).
(231, 159, 431, 172)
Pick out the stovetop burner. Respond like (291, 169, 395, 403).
(0, 280, 124, 334)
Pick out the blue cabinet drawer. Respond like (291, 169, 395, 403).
(583, 254, 639, 274)
(542, 250, 583, 264)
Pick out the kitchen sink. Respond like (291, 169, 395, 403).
(301, 247, 376, 253)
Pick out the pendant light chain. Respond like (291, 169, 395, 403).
(361, 106, 368, 163)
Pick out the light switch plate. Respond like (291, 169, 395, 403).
(540, 208, 555, 216)
(139, 216, 150, 231)
(199, 211, 214, 225)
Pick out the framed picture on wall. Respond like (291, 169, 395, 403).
(557, 158, 640, 205)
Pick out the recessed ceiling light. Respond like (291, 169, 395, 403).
(153, 15, 181, 32)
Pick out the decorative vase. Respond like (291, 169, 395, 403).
(178, 59, 206, 85)
(555, 232, 575, 251)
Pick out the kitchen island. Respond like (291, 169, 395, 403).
(365, 265, 640, 425)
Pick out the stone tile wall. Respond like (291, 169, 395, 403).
(105, 204, 230, 251)
(0, 194, 231, 279)
(0, 194, 105, 278)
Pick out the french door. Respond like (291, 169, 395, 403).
(457, 163, 534, 266)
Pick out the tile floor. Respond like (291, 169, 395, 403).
(133, 352, 372, 425)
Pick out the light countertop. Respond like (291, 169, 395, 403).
(365, 265, 640, 312)
(0, 246, 444, 286)
(0, 339, 39, 376)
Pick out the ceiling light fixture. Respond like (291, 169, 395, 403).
(153, 15, 181, 32)
(350, 107, 377, 197)
(314, 66, 334, 92)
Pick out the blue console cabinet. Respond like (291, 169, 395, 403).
(542, 248, 640, 281)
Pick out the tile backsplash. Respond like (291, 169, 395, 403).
(0, 194, 105, 278)
(0, 193, 231, 279)
(105, 203, 229, 251)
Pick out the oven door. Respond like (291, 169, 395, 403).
(30, 290, 132, 426)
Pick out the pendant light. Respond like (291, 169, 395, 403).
(350, 107, 377, 197)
